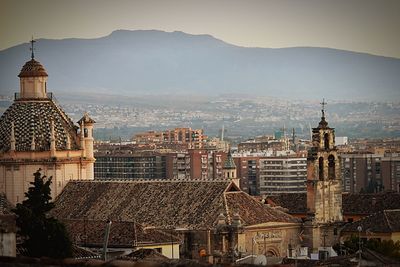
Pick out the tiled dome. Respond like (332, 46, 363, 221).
(18, 59, 48, 78)
(0, 100, 79, 152)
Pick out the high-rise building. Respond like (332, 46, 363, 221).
(0, 40, 95, 205)
(340, 152, 400, 193)
(259, 157, 307, 195)
(133, 128, 205, 149)
(381, 155, 400, 192)
(94, 151, 166, 180)
(234, 156, 260, 195)
(340, 153, 383, 193)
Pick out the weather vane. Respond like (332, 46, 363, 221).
(30, 36, 36, 59)
(320, 98, 327, 118)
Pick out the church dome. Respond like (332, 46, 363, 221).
(0, 100, 79, 152)
(18, 59, 48, 78)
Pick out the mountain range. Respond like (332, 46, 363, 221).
(1, 30, 399, 101)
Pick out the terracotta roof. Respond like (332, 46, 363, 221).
(342, 209, 400, 233)
(77, 113, 96, 125)
(71, 245, 100, 259)
(119, 248, 170, 263)
(51, 180, 299, 230)
(18, 59, 48, 78)
(266, 192, 400, 216)
(266, 193, 307, 214)
(0, 100, 80, 152)
(63, 219, 181, 248)
(343, 192, 400, 215)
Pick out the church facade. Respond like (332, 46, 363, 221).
(0, 40, 95, 205)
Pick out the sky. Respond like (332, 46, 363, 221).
(1, 0, 400, 58)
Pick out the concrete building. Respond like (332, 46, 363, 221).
(259, 157, 307, 195)
(0, 41, 95, 205)
(188, 149, 227, 180)
(133, 128, 205, 149)
(381, 155, 400, 192)
(234, 156, 260, 195)
(94, 151, 166, 180)
(165, 152, 191, 180)
(340, 152, 400, 193)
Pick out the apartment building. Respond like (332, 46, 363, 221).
(259, 157, 307, 195)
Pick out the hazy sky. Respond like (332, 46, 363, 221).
(1, 0, 400, 58)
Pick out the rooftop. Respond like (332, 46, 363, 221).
(51, 180, 299, 230)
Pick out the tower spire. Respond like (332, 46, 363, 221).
(30, 36, 36, 59)
(318, 98, 328, 128)
(320, 98, 327, 119)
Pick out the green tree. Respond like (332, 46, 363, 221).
(14, 169, 72, 258)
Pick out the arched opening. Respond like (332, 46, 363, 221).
(319, 157, 324, 181)
(265, 247, 280, 257)
(324, 133, 330, 150)
(84, 128, 88, 138)
(328, 155, 335, 179)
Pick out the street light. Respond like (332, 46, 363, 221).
(357, 225, 362, 267)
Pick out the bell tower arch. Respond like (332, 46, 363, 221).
(306, 99, 342, 223)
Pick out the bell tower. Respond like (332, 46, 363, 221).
(307, 99, 342, 223)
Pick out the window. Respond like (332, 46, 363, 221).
(319, 157, 324, 181)
(328, 155, 335, 179)
(324, 133, 330, 150)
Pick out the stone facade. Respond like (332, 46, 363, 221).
(0, 46, 95, 205)
(305, 104, 343, 252)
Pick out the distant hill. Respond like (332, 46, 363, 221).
(1, 30, 399, 100)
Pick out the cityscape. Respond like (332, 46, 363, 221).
(1, 0, 400, 266)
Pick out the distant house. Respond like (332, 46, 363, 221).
(341, 209, 400, 243)
(51, 180, 301, 262)
(63, 219, 181, 259)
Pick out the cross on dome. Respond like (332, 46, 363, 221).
(30, 36, 36, 59)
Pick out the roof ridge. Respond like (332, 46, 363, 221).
(223, 191, 231, 224)
(383, 210, 393, 231)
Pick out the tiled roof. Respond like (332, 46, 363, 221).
(266, 193, 307, 214)
(343, 192, 400, 215)
(18, 59, 48, 77)
(63, 219, 181, 248)
(342, 209, 400, 233)
(266, 192, 400, 216)
(119, 249, 169, 263)
(77, 113, 96, 125)
(71, 245, 100, 259)
(51, 180, 299, 230)
(0, 100, 79, 152)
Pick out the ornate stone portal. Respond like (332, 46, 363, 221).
(0, 39, 95, 205)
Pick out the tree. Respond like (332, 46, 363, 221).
(14, 169, 72, 258)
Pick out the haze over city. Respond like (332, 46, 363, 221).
(0, 1, 400, 266)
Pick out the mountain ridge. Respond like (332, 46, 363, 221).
(1, 29, 399, 100)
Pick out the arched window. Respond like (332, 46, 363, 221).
(84, 128, 88, 138)
(324, 133, 330, 150)
(319, 157, 324, 181)
(328, 155, 335, 179)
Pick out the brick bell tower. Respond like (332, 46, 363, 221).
(304, 99, 343, 253)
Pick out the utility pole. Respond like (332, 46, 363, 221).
(357, 226, 362, 267)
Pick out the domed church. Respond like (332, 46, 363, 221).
(0, 39, 95, 205)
